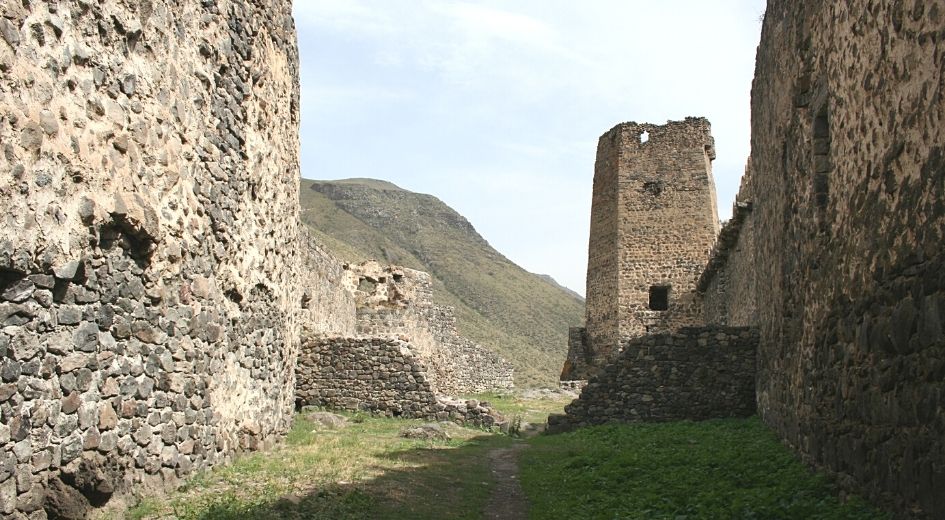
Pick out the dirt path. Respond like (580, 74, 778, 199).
(484, 442, 529, 520)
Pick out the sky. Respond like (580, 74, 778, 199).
(293, 0, 767, 296)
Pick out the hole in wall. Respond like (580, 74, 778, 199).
(0, 268, 25, 297)
(648, 285, 670, 311)
(640, 130, 649, 143)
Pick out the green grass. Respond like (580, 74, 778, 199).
(124, 410, 890, 520)
(520, 417, 891, 520)
(126, 412, 515, 520)
(299, 177, 586, 387)
(467, 391, 574, 426)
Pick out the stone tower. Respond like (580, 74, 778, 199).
(563, 118, 720, 380)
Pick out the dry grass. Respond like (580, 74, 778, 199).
(126, 411, 514, 520)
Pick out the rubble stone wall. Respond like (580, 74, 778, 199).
(549, 327, 757, 433)
(699, 168, 757, 328)
(346, 262, 513, 394)
(295, 337, 501, 427)
(0, 1, 300, 516)
(567, 119, 720, 380)
(746, 1, 945, 516)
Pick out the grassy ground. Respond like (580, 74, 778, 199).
(520, 418, 891, 520)
(126, 412, 515, 520)
(124, 404, 889, 520)
(468, 391, 576, 426)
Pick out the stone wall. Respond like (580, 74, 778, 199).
(0, 1, 300, 517)
(570, 119, 720, 380)
(295, 337, 502, 427)
(345, 261, 513, 394)
(548, 327, 757, 433)
(298, 231, 356, 337)
(699, 166, 757, 328)
(743, 1, 945, 516)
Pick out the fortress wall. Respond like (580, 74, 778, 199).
(0, 1, 300, 516)
(700, 168, 757, 328)
(549, 327, 757, 433)
(568, 119, 719, 380)
(346, 262, 513, 395)
(295, 337, 502, 427)
(748, 1, 945, 515)
(298, 232, 357, 337)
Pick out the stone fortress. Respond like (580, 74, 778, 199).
(0, 0, 941, 518)
(295, 257, 514, 423)
(0, 1, 511, 518)
(555, 1, 945, 517)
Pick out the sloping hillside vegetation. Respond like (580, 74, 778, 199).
(299, 178, 585, 387)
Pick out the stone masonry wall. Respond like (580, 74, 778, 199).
(548, 327, 757, 433)
(744, 1, 945, 516)
(0, 1, 300, 517)
(346, 261, 513, 394)
(295, 337, 502, 427)
(699, 166, 757, 328)
(298, 231, 356, 337)
(567, 119, 720, 380)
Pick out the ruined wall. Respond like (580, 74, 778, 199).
(568, 119, 719, 380)
(549, 327, 757, 433)
(700, 166, 757, 327)
(295, 337, 502, 427)
(346, 261, 513, 394)
(298, 232, 356, 337)
(0, 1, 300, 516)
(746, 1, 945, 516)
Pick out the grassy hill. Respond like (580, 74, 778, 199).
(299, 178, 585, 387)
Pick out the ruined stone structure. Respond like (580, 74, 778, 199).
(558, 1, 945, 516)
(0, 1, 304, 517)
(295, 337, 503, 427)
(549, 327, 757, 433)
(562, 118, 720, 380)
(295, 260, 514, 420)
(346, 262, 513, 395)
(734, 2, 945, 516)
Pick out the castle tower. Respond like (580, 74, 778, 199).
(563, 118, 720, 380)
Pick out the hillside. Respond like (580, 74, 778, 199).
(299, 178, 585, 387)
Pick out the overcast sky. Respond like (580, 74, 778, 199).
(294, 1, 767, 295)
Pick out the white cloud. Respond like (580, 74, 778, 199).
(293, 0, 767, 293)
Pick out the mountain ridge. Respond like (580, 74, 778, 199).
(299, 177, 585, 386)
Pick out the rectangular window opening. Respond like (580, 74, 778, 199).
(649, 285, 670, 311)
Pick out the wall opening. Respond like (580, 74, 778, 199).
(649, 285, 670, 311)
(812, 97, 831, 233)
(640, 130, 649, 143)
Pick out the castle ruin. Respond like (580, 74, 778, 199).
(562, 118, 721, 380)
(555, 1, 945, 517)
(0, 0, 942, 518)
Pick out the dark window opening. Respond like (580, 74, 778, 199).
(649, 286, 670, 311)
(812, 101, 831, 232)
(643, 181, 663, 196)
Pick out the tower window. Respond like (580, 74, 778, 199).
(649, 286, 670, 311)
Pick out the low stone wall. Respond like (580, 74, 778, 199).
(548, 327, 757, 433)
(295, 337, 501, 426)
(347, 262, 514, 394)
(423, 306, 514, 394)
